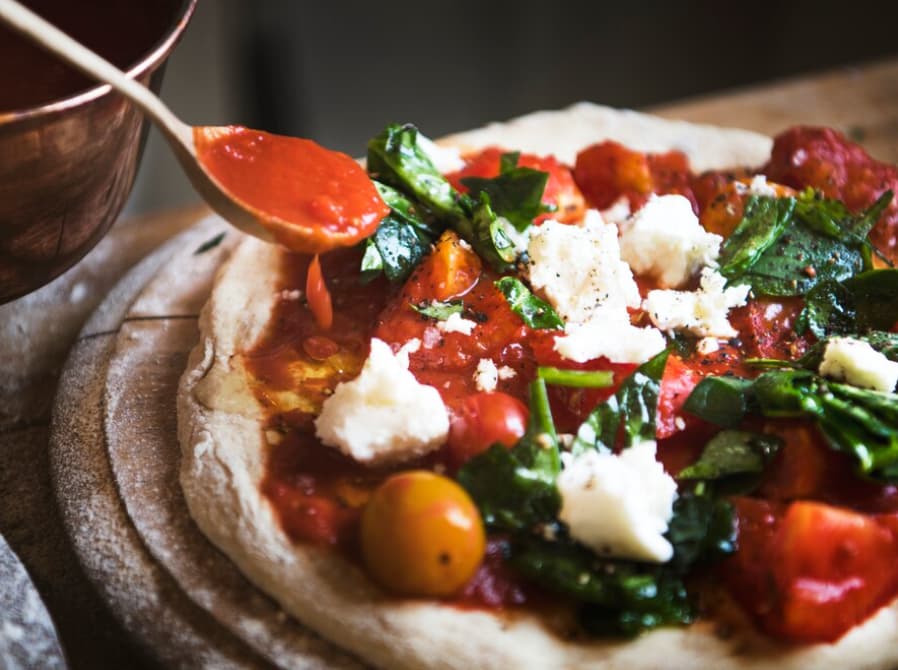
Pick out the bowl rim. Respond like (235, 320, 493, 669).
(0, 0, 198, 126)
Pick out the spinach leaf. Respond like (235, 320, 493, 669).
(411, 300, 463, 320)
(508, 489, 735, 637)
(461, 164, 552, 231)
(572, 349, 670, 455)
(367, 124, 466, 221)
(798, 269, 898, 337)
(494, 277, 564, 330)
(463, 193, 517, 272)
(718, 195, 795, 277)
(360, 182, 443, 283)
(665, 490, 737, 573)
(682, 376, 756, 427)
(689, 369, 898, 481)
(719, 191, 893, 298)
(677, 430, 783, 482)
(455, 444, 560, 531)
(847, 269, 898, 332)
(499, 151, 520, 174)
(537, 366, 614, 389)
(456, 379, 560, 531)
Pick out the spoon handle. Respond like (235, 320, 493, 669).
(0, 0, 192, 146)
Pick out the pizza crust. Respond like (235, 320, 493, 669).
(178, 103, 898, 670)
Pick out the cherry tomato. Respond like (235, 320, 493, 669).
(447, 392, 529, 467)
(306, 254, 333, 330)
(360, 471, 486, 597)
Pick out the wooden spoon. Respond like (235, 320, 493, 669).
(0, 0, 387, 253)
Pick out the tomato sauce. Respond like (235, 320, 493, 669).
(248, 130, 898, 633)
(194, 127, 388, 254)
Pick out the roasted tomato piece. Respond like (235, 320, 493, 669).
(573, 141, 697, 212)
(446, 147, 585, 224)
(729, 296, 814, 361)
(423, 229, 483, 302)
(447, 391, 529, 468)
(724, 498, 898, 643)
(655, 354, 702, 439)
(763, 126, 898, 263)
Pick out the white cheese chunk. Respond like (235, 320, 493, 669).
(696, 336, 720, 355)
(474, 358, 500, 392)
(497, 365, 517, 380)
(557, 441, 678, 563)
(819, 337, 898, 392)
(554, 306, 666, 364)
(644, 268, 749, 338)
(748, 174, 778, 197)
(619, 194, 722, 289)
(314, 338, 449, 465)
(436, 311, 477, 335)
(527, 213, 641, 323)
(416, 134, 465, 174)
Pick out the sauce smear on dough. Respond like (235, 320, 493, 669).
(194, 126, 389, 254)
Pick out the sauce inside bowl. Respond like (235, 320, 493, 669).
(0, 0, 181, 113)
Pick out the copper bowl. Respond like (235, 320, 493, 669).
(0, 0, 197, 303)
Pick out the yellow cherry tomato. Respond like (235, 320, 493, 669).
(360, 470, 486, 597)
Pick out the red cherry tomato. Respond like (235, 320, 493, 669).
(447, 392, 529, 467)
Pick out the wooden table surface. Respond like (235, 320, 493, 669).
(2, 58, 897, 669)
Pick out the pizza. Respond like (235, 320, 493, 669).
(177, 103, 898, 669)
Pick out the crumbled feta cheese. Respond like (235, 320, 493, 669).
(497, 365, 517, 380)
(643, 268, 750, 338)
(527, 215, 641, 323)
(437, 311, 477, 335)
(819, 337, 898, 393)
(748, 174, 778, 197)
(474, 358, 500, 392)
(557, 441, 678, 563)
(696, 337, 720, 355)
(396, 338, 421, 367)
(601, 196, 631, 224)
(528, 211, 664, 364)
(619, 194, 722, 289)
(416, 134, 465, 174)
(314, 338, 449, 464)
(422, 326, 441, 349)
(278, 289, 302, 301)
(554, 306, 666, 364)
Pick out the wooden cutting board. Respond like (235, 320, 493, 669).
(50, 217, 360, 669)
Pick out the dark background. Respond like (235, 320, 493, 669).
(127, 0, 898, 214)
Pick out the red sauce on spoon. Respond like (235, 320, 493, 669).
(194, 126, 389, 254)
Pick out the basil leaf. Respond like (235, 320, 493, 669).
(499, 151, 520, 173)
(367, 124, 466, 221)
(537, 366, 614, 389)
(719, 195, 795, 277)
(365, 214, 435, 283)
(410, 300, 463, 320)
(461, 165, 552, 231)
(359, 239, 384, 282)
(457, 379, 560, 532)
(683, 376, 755, 427)
(494, 277, 564, 330)
(463, 193, 517, 272)
(677, 430, 783, 481)
(573, 349, 670, 455)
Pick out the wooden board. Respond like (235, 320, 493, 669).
(51, 218, 277, 669)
